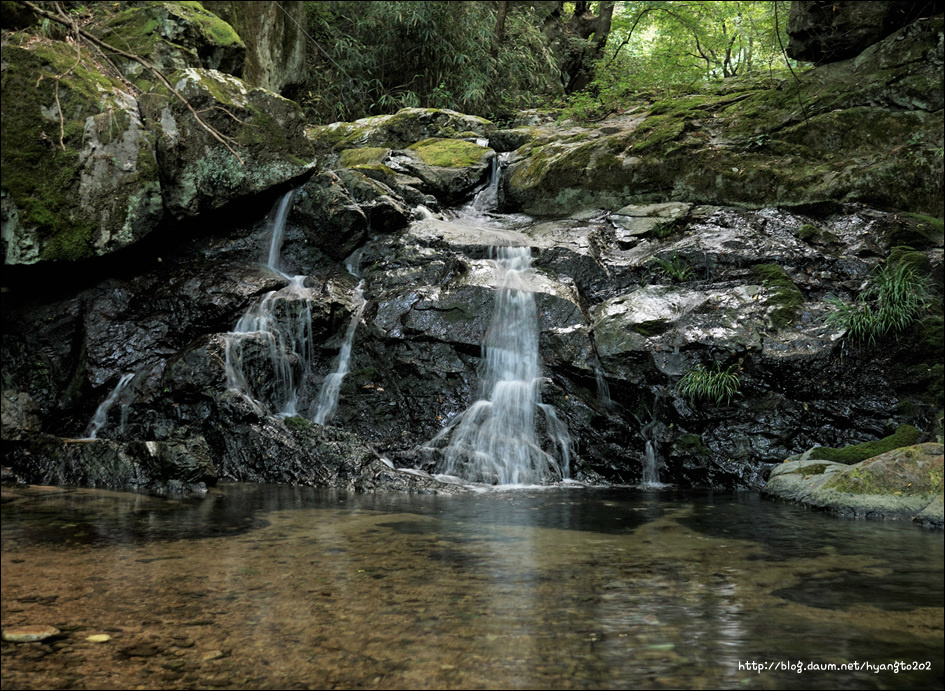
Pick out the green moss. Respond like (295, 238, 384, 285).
(823, 446, 944, 496)
(631, 114, 686, 152)
(751, 264, 804, 328)
(284, 416, 312, 431)
(810, 424, 923, 465)
(406, 138, 490, 168)
(0, 41, 132, 259)
(887, 213, 945, 248)
(339, 147, 390, 167)
(674, 433, 710, 456)
(797, 223, 819, 241)
(177, 1, 243, 47)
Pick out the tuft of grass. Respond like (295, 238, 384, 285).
(825, 262, 934, 346)
(651, 253, 693, 282)
(677, 362, 741, 405)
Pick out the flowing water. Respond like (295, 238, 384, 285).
(1, 484, 941, 690)
(312, 280, 365, 426)
(426, 167, 571, 485)
(84, 372, 136, 439)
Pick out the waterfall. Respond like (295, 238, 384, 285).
(225, 276, 314, 416)
(642, 439, 660, 485)
(312, 281, 365, 425)
(266, 189, 296, 272)
(430, 244, 571, 485)
(85, 372, 135, 439)
(224, 190, 315, 416)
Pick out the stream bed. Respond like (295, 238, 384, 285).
(2, 484, 942, 689)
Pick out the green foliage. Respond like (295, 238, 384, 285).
(301, 1, 558, 123)
(825, 262, 935, 346)
(557, 1, 796, 122)
(677, 362, 741, 405)
(651, 252, 692, 282)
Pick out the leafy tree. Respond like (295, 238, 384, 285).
(301, 1, 559, 123)
(558, 1, 794, 120)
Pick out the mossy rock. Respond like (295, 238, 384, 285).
(809, 424, 924, 465)
(95, 1, 245, 85)
(886, 214, 945, 249)
(306, 108, 496, 153)
(1, 38, 162, 264)
(765, 443, 943, 526)
(750, 264, 804, 328)
(823, 444, 944, 496)
(406, 138, 492, 168)
(139, 67, 314, 218)
(503, 17, 945, 217)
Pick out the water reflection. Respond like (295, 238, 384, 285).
(2, 485, 942, 690)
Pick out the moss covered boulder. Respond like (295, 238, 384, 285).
(306, 107, 496, 153)
(763, 443, 944, 527)
(139, 67, 315, 218)
(1, 37, 163, 264)
(94, 1, 245, 90)
(502, 14, 944, 217)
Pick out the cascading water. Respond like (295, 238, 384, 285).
(639, 419, 663, 486)
(224, 190, 316, 416)
(85, 372, 135, 439)
(427, 162, 572, 485)
(225, 275, 313, 416)
(642, 440, 660, 485)
(312, 252, 366, 425)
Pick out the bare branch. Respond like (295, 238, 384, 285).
(21, 0, 244, 164)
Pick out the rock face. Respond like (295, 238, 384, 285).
(502, 14, 944, 217)
(3, 136, 941, 491)
(202, 0, 308, 95)
(2, 4, 313, 266)
(763, 444, 944, 527)
(139, 67, 314, 219)
(786, 0, 940, 64)
(1, 10, 942, 497)
(95, 1, 246, 82)
(1, 38, 162, 264)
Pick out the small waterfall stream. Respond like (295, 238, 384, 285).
(427, 162, 572, 485)
(85, 372, 135, 439)
(225, 190, 315, 416)
(312, 252, 366, 425)
(223, 189, 367, 424)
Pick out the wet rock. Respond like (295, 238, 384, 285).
(1, 390, 42, 441)
(292, 172, 368, 260)
(139, 67, 315, 219)
(2, 434, 214, 495)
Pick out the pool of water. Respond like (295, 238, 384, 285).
(2, 484, 942, 689)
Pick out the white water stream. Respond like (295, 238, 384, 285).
(85, 372, 135, 439)
(427, 165, 572, 485)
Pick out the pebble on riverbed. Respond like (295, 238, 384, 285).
(2, 625, 61, 642)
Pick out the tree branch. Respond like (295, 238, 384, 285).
(21, 0, 244, 164)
